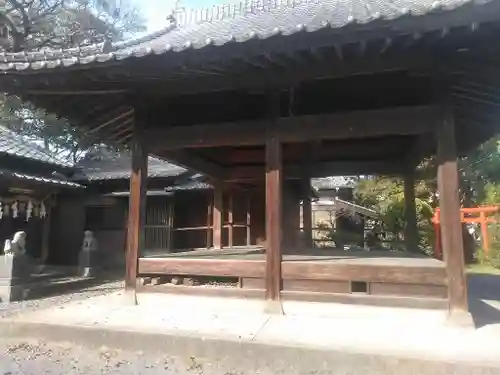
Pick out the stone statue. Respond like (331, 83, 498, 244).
(3, 231, 27, 256)
(79, 231, 99, 277)
(82, 231, 98, 252)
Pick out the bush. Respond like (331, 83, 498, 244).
(480, 220, 500, 269)
(474, 217, 500, 268)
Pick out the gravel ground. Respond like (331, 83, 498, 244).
(0, 275, 499, 374)
(0, 339, 211, 375)
(1, 338, 500, 375)
(0, 279, 123, 319)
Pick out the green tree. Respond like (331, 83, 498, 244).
(0, 0, 145, 162)
(354, 176, 435, 251)
(0, 0, 145, 52)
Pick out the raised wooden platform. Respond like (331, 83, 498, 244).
(138, 247, 447, 309)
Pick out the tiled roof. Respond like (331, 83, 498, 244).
(0, 170, 83, 188)
(0, 126, 72, 167)
(75, 154, 187, 181)
(165, 180, 212, 191)
(0, 0, 493, 71)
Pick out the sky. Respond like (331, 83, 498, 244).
(138, 0, 231, 31)
(138, 0, 177, 31)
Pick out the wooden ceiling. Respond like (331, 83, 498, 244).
(1, 21, 500, 180)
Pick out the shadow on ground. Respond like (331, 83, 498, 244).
(468, 273, 500, 328)
(22, 269, 124, 302)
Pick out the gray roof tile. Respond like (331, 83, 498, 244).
(165, 180, 212, 191)
(0, 0, 491, 71)
(76, 154, 186, 181)
(0, 169, 83, 188)
(0, 126, 73, 167)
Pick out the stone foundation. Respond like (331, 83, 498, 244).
(0, 254, 35, 303)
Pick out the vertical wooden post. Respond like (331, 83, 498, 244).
(213, 188, 223, 249)
(125, 125, 148, 304)
(228, 193, 234, 247)
(246, 194, 251, 246)
(437, 100, 472, 326)
(404, 172, 419, 253)
(167, 199, 174, 251)
(480, 211, 489, 255)
(265, 131, 283, 309)
(206, 195, 213, 248)
(40, 197, 52, 264)
(302, 178, 313, 249)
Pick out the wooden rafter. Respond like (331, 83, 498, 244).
(160, 150, 226, 181)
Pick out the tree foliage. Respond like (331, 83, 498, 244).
(0, 0, 145, 52)
(352, 134, 500, 256)
(354, 177, 435, 251)
(0, 0, 145, 162)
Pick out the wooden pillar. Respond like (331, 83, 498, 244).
(228, 194, 234, 247)
(246, 194, 251, 246)
(213, 188, 223, 249)
(480, 211, 489, 255)
(302, 178, 313, 249)
(437, 101, 472, 326)
(40, 197, 52, 264)
(265, 127, 283, 311)
(206, 196, 213, 248)
(125, 126, 148, 304)
(404, 172, 419, 253)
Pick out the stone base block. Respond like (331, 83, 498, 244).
(264, 300, 284, 315)
(0, 255, 35, 303)
(0, 284, 29, 303)
(447, 308, 475, 329)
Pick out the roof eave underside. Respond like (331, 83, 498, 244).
(1, 0, 499, 73)
(0, 0, 500, 165)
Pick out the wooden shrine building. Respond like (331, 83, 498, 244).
(3, 0, 500, 322)
(0, 126, 82, 261)
(69, 153, 256, 266)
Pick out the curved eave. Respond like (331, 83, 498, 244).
(0, 170, 84, 188)
(0, 0, 499, 73)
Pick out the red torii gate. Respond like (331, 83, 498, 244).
(433, 206, 500, 260)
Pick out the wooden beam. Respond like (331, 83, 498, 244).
(280, 291, 448, 309)
(160, 150, 225, 181)
(436, 97, 472, 326)
(25, 89, 129, 95)
(138, 258, 265, 278)
(125, 122, 148, 304)
(265, 93, 283, 309)
(282, 262, 446, 285)
(146, 106, 438, 150)
(213, 189, 223, 249)
(87, 108, 134, 134)
(404, 171, 419, 253)
(225, 160, 406, 181)
(138, 284, 265, 299)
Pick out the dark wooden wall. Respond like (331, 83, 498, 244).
(49, 193, 86, 265)
(85, 197, 128, 267)
(173, 191, 211, 250)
